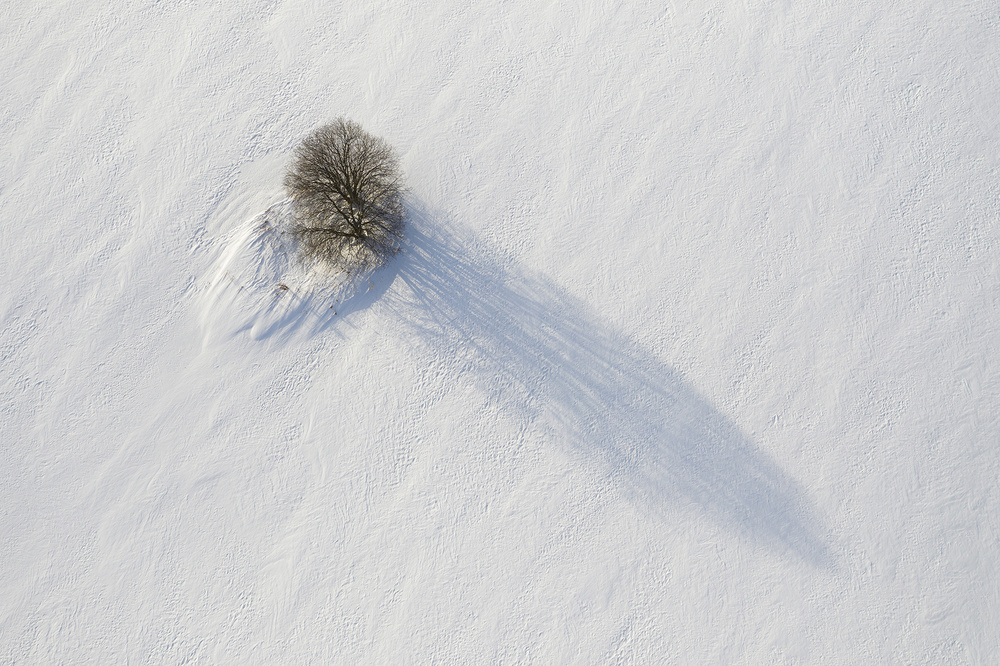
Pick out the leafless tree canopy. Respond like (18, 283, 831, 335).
(284, 119, 405, 273)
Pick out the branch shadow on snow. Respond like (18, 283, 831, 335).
(386, 203, 834, 568)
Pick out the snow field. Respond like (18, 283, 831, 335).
(2, 0, 999, 662)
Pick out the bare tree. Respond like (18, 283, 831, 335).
(284, 119, 405, 273)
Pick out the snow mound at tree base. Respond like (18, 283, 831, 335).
(198, 201, 395, 345)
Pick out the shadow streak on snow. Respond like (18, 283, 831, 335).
(386, 204, 833, 567)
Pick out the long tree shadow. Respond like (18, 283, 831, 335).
(386, 203, 833, 567)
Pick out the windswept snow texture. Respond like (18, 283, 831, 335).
(3, 1, 999, 663)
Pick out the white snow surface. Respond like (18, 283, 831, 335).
(2, 1, 999, 663)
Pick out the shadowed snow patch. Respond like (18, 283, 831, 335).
(386, 204, 835, 567)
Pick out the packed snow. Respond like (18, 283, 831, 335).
(2, 1, 998, 662)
